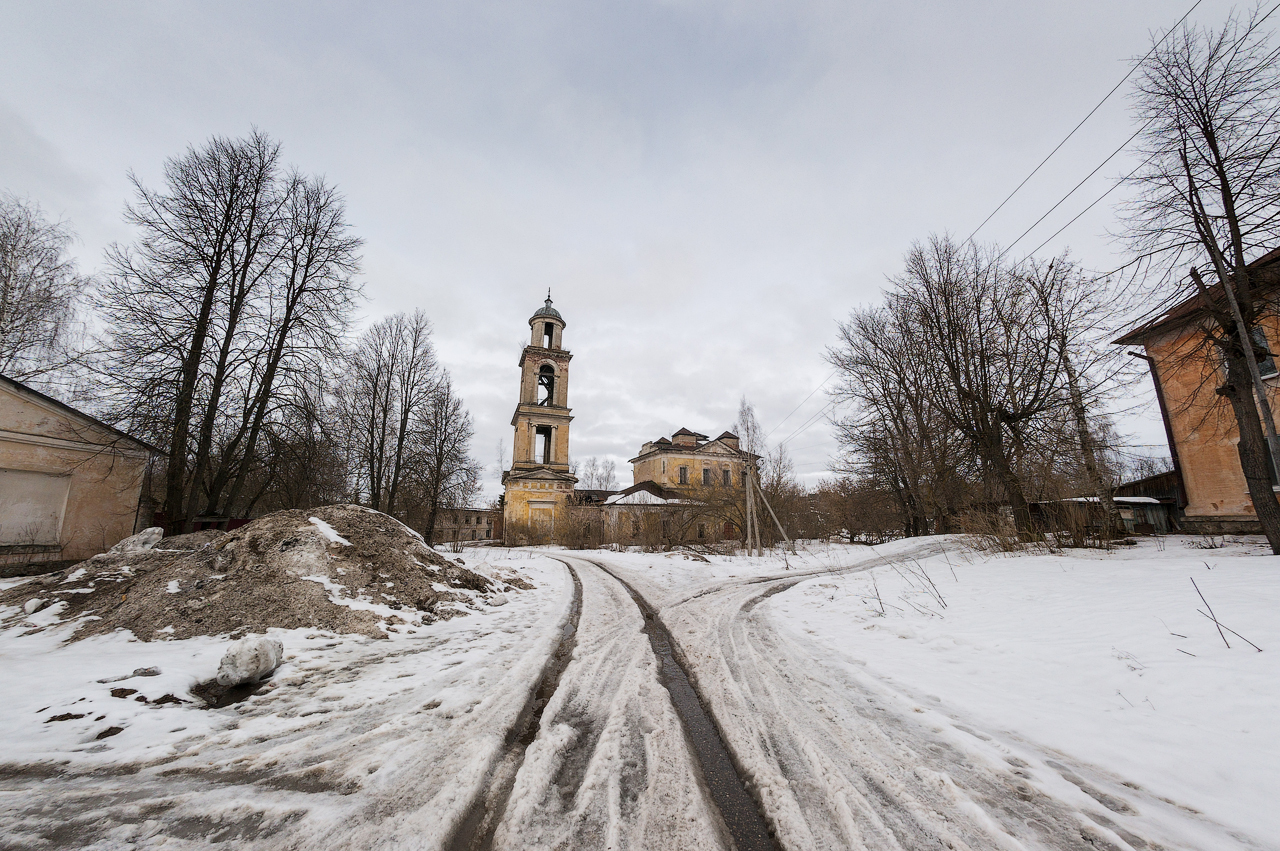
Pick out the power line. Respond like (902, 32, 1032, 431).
(998, 122, 1149, 260)
(967, 0, 1206, 243)
(1018, 149, 1158, 261)
(778, 398, 839, 448)
(764, 368, 838, 439)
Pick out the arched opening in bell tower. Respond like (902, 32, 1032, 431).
(537, 364, 555, 406)
(534, 426, 553, 463)
(542, 322, 554, 348)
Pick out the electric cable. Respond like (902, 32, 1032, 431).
(967, 0, 1206, 242)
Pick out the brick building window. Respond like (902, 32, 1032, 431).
(678, 466, 688, 484)
(723, 468, 731, 486)
(702, 468, 712, 486)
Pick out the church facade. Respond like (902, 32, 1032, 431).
(501, 296, 757, 546)
(501, 296, 578, 539)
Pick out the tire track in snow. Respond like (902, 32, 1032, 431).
(446, 563, 584, 851)
(584, 557, 782, 851)
(635, 544, 1228, 851)
(488, 555, 735, 850)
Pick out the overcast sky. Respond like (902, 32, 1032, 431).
(1, 0, 1232, 499)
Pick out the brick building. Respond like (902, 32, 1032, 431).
(1114, 249, 1280, 533)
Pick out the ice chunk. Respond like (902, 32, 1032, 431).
(110, 527, 164, 554)
(216, 637, 284, 686)
(488, 593, 508, 607)
(23, 598, 46, 615)
(308, 517, 352, 546)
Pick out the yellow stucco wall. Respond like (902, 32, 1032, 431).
(0, 383, 151, 562)
(632, 450, 745, 490)
(1145, 317, 1280, 520)
(502, 479, 573, 535)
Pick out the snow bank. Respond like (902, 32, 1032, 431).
(0, 553, 573, 849)
(766, 537, 1280, 841)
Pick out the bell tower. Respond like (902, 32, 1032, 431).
(502, 293, 577, 541)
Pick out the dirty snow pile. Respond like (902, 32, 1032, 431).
(0, 549, 571, 849)
(0, 504, 499, 641)
(763, 536, 1280, 842)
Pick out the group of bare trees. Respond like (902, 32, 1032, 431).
(574, 456, 619, 491)
(0, 193, 85, 386)
(827, 8, 1280, 546)
(827, 240, 1127, 539)
(334, 310, 481, 537)
(2, 130, 481, 540)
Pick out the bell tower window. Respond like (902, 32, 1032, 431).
(543, 322, 554, 348)
(535, 426, 553, 463)
(538, 364, 556, 406)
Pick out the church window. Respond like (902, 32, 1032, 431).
(535, 426, 553, 463)
(702, 468, 712, 486)
(722, 469, 731, 487)
(538, 365, 555, 406)
(543, 322, 554, 347)
(678, 466, 688, 484)
(697, 523, 706, 539)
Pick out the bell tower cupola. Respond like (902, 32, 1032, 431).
(502, 292, 578, 541)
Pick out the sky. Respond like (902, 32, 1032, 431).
(0, 0, 1234, 500)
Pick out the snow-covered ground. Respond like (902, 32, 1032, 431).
(599, 537, 1279, 849)
(765, 536, 1280, 844)
(0, 551, 571, 850)
(4, 537, 1276, 850)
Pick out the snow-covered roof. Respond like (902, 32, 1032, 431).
(604, 490, 692, 506)
(1061, 496, 1162, 505)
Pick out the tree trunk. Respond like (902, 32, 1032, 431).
(1061, 345, 1123, 536)
(1220, 352, 1280, 554)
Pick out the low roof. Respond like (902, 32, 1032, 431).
(1113, 247, 1280, 346)
(603, 481, 691, 505)
(0, 373, 161, 454)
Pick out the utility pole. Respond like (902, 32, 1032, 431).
(745, 465, 759, 557)
(753, 468, 795, 553)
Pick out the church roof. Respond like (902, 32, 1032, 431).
(716, 431, 738, 441)
(672, 427, 709, 439)
(531, 295, 565, 327)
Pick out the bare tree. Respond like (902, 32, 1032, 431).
(891, 237, 1070, 534)
(1121, 7, 1280, 551)
(600, 458, 618, 490)
(0, 193, 85, 385)
(411, 373, 482, 542)
(97, 130, 362, 529)
(339, 310, 437, 514)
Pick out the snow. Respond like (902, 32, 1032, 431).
(5, 536, 1275, 848)
(759, 537, 1280, 843)
(308, 515, 352, 546)
(166, 579, 181, 593)
(0, 552, 573, 849)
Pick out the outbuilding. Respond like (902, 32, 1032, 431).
(0, 375, 158, 571)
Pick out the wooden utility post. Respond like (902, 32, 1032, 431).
(753, 468, 795, 553)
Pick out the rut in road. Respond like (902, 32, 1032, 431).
(585, 557, 782, 851)
(482, 555, 741, 850)
(446, 564, 584, 851)
(649, 544, 1241, 851)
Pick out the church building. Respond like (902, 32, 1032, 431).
(501, 295, 578, 538)
(501, 295, 758, 546)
